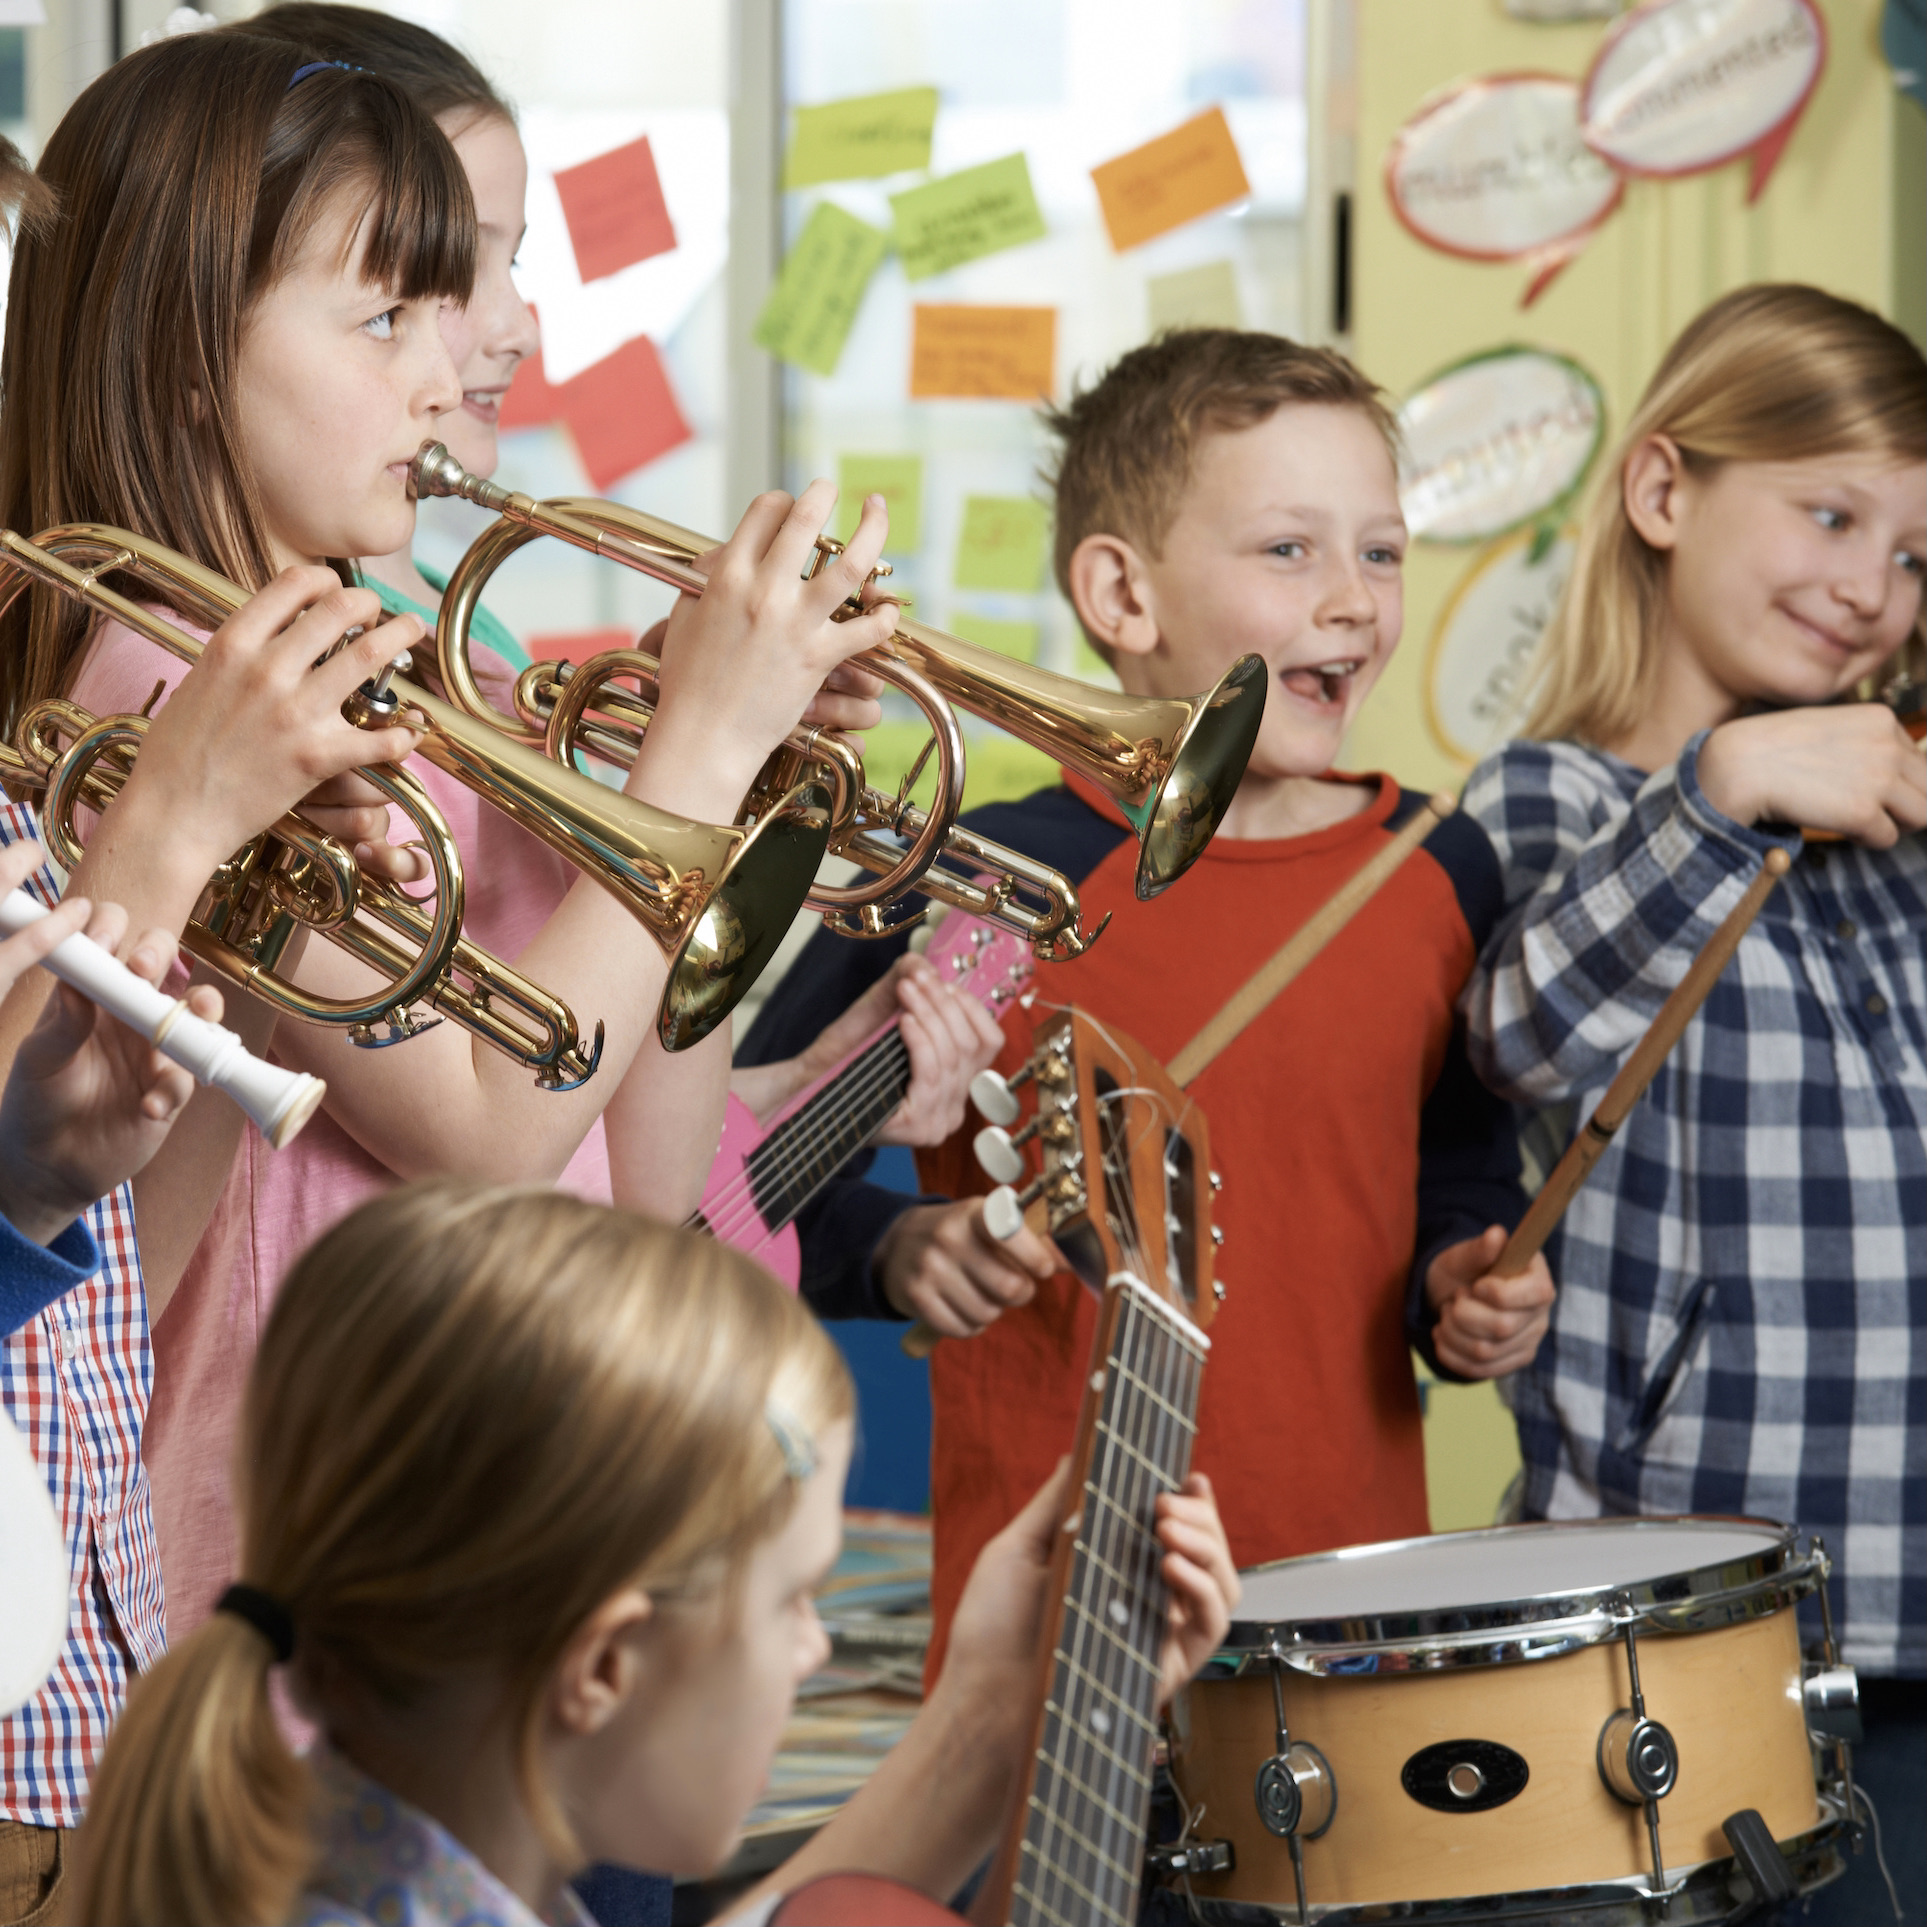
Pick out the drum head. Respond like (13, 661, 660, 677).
(1228, 1517, 1795, 1653)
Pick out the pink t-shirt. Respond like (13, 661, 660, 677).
(72, 618, 612, 1637)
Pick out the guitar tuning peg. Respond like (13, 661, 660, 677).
(1209, 1170, 1224, 1194)
(982, 1184, 1027, 1241)
(973, 1125, 1027, 1185)
(1211, 1225, 1226, 1248)
(969, 1067, 1022, 1126)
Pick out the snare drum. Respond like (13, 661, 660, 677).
(1166, 1517, 1853, 1925)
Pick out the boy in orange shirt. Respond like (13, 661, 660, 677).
(740, 332, 1556, 1664)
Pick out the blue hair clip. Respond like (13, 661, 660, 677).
(764, 1399, 816, 1482)
(287, 59, 363, 89)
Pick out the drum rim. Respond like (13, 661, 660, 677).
(1212, 1514, 1822, 1672)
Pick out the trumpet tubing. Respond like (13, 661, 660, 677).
(0, 525, 832, 1064)
(409, 442, 1268, 956)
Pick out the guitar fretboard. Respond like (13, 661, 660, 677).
(1010, 1279, 1207, 1927)
(744, 1028, 913, 1234)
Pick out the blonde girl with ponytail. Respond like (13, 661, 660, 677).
(70, 1182, 1236, 1926)
(1460, 284, 1925, 1923)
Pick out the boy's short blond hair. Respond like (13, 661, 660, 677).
(1043, 329, 1399, 659)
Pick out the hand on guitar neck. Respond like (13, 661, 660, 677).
(736, 1462, 1239, 1927)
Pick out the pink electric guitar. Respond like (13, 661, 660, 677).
(693, 916, 1034, 1286)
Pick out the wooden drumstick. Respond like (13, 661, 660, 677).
(1491, 846, 1791, 1279)
(903, 794, 1457, 1357)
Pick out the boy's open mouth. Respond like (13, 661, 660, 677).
(1281, 660, 1360, 707)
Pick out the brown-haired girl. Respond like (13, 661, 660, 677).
(1461, 284, 1926, 1922)
(69, 1182, 1236, 1927)
(0, 30, 990, 1659)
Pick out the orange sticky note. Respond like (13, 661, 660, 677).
(1090, 107, 1250, 252)
(909, 305, 1055, 401)
(496, 310, 562, 429)
(554, 135, 677, 283)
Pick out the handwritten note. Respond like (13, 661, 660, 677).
(1091, 107, 1251, 252)
(948, 611, 1039, 661)
(785, 86, 940, 188)
(890, 153, 1046, 282)
(909, 305, 1055, 401)
(835, 454, 924, 551)
(1146, 259, 1243, 333)
(754, 203, 891, 376)
(953, 496, 1051, 593)
(554, 135, 677, 284)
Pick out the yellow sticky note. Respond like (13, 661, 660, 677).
(753, 203, 891, 377)
(949, 611, 1040, 661)
(1092, 107, 1251, 253)
(1147, 259, 1244, 333)
(910, 305, 1056, 401)
(954, 496, 1051, 592)
(835, 454, 924, 551)
(784, 87, 939, 188)
(891, 153, 1046, 282)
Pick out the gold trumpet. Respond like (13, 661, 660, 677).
(408, 443, 1268, 960)
(0, 526, 833, 1066)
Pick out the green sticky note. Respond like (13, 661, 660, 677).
(891, 153, 1046, 283)
(834, 454, 924, 551)
(953, 494, 1051, 592)
(949, 611, 1039, 661)
(785, 87, 940, 189)
(1146, 259, 1243, 334)
(753, 203, 891, 377)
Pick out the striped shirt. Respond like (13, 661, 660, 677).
(0, 798, 166, 1827)
(1462, 733, 1926, 1678)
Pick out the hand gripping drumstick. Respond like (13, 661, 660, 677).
(903, 793, 1457, 1358)
(1488, 846, 1792, 1280)
(0, 889, 328, 1150)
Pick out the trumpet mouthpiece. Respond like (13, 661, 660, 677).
(409, 441, 471, 502)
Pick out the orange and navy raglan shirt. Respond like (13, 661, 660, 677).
(738, 773, 1527, 1670)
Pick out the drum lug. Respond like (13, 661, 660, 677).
(1145, 1838, 1235, 1880)
(1255, 1654, 1336, 1926)
(1802, 1663, 1862, 1745)
(1598, 1612, 1679, 1900)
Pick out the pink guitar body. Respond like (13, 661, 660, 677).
(698, 914, 1034, 1288)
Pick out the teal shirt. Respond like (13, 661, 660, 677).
(363, 560, 530, 673)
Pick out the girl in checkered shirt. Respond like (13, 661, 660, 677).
(1461, 284, 1925, 1925)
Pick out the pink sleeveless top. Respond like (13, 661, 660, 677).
(73, 620, 612, 1637)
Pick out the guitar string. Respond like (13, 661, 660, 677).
(1032, 1136, 1168, 1925)
(698, 1031, 913, 1246)
(698, 940, 1029, 1247)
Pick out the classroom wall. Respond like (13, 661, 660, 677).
(1343, 0, 1925, 1531)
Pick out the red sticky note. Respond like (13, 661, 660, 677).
(557, 334, 692, 490)
(525, 627, 636, 665)
(553, 135, 677, 284)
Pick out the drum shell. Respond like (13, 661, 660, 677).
(1172, 1603, 1820, 1910)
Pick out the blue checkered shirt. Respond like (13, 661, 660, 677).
(1461, 733, 1925, 1679)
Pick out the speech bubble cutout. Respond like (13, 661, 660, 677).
(1385, 73, 1623, 304)
(1424, 525, 1577, 764)
(1581, 0, 1826, 203)
(1398, 346, 1605, 543)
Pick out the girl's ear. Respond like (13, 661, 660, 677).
(1623, 433, 1691, 553)
(551, 1587, 653, 1737)
(1067, 532, 1162, 661)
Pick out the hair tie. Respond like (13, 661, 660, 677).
(216, 1583, 295, 1662)
(287, 59, 364, 90)
(764, 1399, 816, 1482)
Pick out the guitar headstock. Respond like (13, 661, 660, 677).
(976, 1006, 1218, 1326)
(921, 911, 1034, 1019)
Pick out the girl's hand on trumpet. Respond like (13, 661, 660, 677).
(636, 483, 898, 823)
(90, 568, 430, 912)
(0, 843, 215, 1246)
